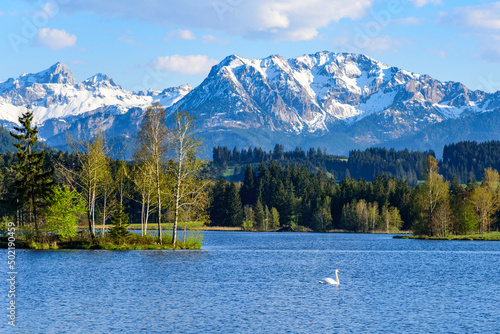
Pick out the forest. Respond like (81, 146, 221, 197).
(213, 141, 500, 185)
(1, 105, 500, 246)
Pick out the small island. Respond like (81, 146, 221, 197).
(394, 232, 500, 241)
(1, 106, 206, 250)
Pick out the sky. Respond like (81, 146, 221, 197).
(2, 0, 500, 92)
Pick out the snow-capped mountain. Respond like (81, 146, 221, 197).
(166, 51, 500, 155)
(0, 62, 192, 147)
(171, 51, 498, 135)
(3, 52, 500, 157)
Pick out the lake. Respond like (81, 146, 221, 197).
(2, 232, 500, 333)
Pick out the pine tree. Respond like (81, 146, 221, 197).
(10, 106, 54, 233)
(240, 165, 257, 206)
(209, 179, 229, 226)
(253, 197, 264, 230)
(227, 183, 243, 227)
(109, 204, 131, 243)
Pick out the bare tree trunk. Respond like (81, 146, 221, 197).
(145, 193, 151, 233)
(87, 184, 95, 241)
(157, 162, 162, 244)
(172, 165, 182, 247)
(102, 188, 107, 235)
(91, 184, 96, 235)
(140, 195, 145, 236)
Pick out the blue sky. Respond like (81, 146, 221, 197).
(2, 0, 500, 92)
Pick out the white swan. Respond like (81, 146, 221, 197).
(318, 270, 340, 285)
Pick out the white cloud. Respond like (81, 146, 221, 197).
(151, 55, 219, 75)
(453, 3, 500, 30)
(409, 0, 442, 7)
(393, 17, 423, 25)
(117, 35, 139, 45)
(47, 0, 374, 41)
(166, 29, 196, 41)
(446, 3, 500, 62)
(36, 28, 77, 50)
(202, 35, 218, 44)
(202, 34, 228, 45)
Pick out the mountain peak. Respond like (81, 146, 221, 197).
(83, 73, 119, 88)
(18, 62, 77, 86)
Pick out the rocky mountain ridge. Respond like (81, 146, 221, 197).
(2, 52, 500, 156)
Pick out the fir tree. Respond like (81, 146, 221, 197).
(10, 106, 54, 233)
(253, 197, 264, 230)
(109, 204, 131, 243)
(240, 165, 257, 206)
(227, 183, 243, 227)
(209, 180, 242, 227)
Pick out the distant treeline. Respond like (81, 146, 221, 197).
(213, 141, 500, 185)
(213, 144, 431, 185)
(213, 144, 347, 181)
(440, 141, 500, 183)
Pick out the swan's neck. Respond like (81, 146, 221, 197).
(335, 271, 339, 283)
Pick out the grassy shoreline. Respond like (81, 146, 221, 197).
(0, 230, 204, 250)
(79, 222, 243, 232)
(393, 231, 500, 241)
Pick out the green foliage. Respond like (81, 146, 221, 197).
(10, 106, 54, 232)
(253, 197, 264, 230)
(441, 141, 500, 183)
(240, 165, 258, 206)
(242, 205, 254, 231)
(177, 230, 204, 249)
(213, 145, 429, 185)
(412, 156, 450, 236)
(108, 204, 131, 243)
(19, 226, 37, 243)
(311, 196, 333, 231)
(270, 207, 280, 229)
(0, 125, 52, 154)
(44, 185, 85, 238)
(209, 179, 242, 227)
(0, 216, 13, 238)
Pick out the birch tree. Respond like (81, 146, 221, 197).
(100, 164, 116, 236)
(168, 111, 208, 247)
(413, 156, 450, 236)
(136, 103, 169, 244)
(132, 156, 156, 235)
(65, 130, 110, 241)
(471, 168, 500, 234)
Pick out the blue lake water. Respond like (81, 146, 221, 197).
(2, 232, 500, 333)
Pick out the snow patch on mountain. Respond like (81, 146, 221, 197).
(171, 51, 498, 137)
(0, 64, 192, 126)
